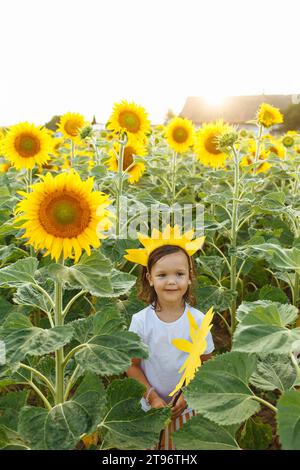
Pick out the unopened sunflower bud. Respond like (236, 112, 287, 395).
(80, 125, 93, 140)
(282, 135, 295, 148)
(217, 131, 239, 151)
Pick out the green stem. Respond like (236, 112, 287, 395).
(19, 363, 55, 398)
(64, 364, 80, 401)
(63, 289, 87, 318)
(254, 124, 263, 173)
(252, 396, 277, 413)
(54, 258, 64, 405)
(71, 140, 75, 167)
(171, 151, 177, 208)
(28, 381, 52, 410)
(116, 135, 126, 237)
(290, 352, 300, 382)
(62, 343, 87, 368)
(293, 272, 300, 307)
(230, 146, 240, 335)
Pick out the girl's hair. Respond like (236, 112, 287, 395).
(137, 244, 196, 310)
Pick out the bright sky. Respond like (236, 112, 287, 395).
(1, 0, 299, 126)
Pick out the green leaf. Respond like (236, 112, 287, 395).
(172, 415, 240, 450)
(195, 286, 236, 313)
(109, 269, 136, 297)
(18, 402, 88, 450)
(277, 391, 300, 450)
(0, 391, 28, 430)
(0, 257, 38, 287)
(0, 425, 30, 450)
(0, 244, 28, 266)
(70, 306, 148, 376)
(14, 283, 53, 314)
(236, 301, 298, 325)
(251, 243, 300, 274)
(48, 252, 136, 297)
(100, 378, 170, 450)
(185, 352, 260, 425)
(259, 191, 285, 211)
(0, 325, 73, 364)
(258, 285, 289, 304)
(238, 417, 273, 450)
(233, 301, 300, 354)
(72, 373, 106, 434)
(250, 354, 297, 392)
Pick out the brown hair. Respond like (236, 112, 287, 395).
(137, 244, 197, 310)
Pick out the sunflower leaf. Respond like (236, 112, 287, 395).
(172, 415, 240, 450)
(0, 257, 38, 287)
(184, 352, 260, 425)
(233, 301, 300, 354)
(277, 391, 300, 450)
(100, 378, 170, 450)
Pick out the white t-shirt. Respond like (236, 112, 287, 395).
(129, 303, 215, 411)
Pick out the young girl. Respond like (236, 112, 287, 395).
(125, 227, 215, 450)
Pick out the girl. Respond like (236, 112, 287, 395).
(125, 227, 214, 450)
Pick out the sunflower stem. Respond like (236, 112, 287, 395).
(229, 146, 240, 335)
(54, 257, 65, 404)
(26, 169, 35, 257)
(71, 140, 76, 167)
(170, 151, 177, 225)
(116, 134, 127, 237)
(254, 124, 263, 174)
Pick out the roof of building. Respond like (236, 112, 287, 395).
(180, 94, 297, 124)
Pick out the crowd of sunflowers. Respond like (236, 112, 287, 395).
(0, 100, 300, 450)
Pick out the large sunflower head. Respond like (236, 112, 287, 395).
(15, 171, 112, 262)
(57, 112, 86, 143)
(195, 120, 233, 168)
(106, 100, 151, 139)
(257, 103, 283, 128)
(2, 122, 53, 170)
(106, 137, 146, 184)
(165, 117, 195, 153)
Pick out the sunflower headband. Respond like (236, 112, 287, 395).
(124, 224, 205, 267)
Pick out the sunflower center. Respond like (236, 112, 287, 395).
(119, 111, 141, 133)
(269, 146, 279, 156)
(64, 120, 81, 137)
(204, 133, 221, 155)
(39, 192, 91, 237)
(262, 111, 274, 123)
(173, 126, 188, 143)
(15, 133, 41, 158)
(123, 146, 135, 170)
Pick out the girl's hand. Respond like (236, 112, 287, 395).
(150, 395, 167, 409)
(171, 393, 187, 419)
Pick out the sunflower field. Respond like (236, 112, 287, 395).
(0, 101, 300, 451)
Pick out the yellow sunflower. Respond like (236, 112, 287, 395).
(51, 137, 65, 157)
(266, 139, 285, 159)
(107, 100, 151, 140)
(15, 171, 112, 262)
(195, 120, 233, 168)
(57, 112, 85, 143)
(257, 103, 283, 128)
(106, 137, 146, 184)
(165, 117, 195, 153)
(240, 140, 271, 174)
(2, 122, 53, 170)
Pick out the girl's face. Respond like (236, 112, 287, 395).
(146, 251, 191, 306)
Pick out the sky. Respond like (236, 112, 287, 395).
(1, 0, 300, 126)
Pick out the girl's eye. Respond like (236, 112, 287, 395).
(158, 274, 165, 277)
(177, 273, 185, 276)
